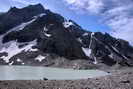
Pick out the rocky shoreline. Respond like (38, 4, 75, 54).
(0, 68, 133, 89)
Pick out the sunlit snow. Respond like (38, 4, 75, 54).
(63, 21, 73, 28)
(33, 13, 46, 18)
(0, 40, 37, 63)
(44, 27, 48, 32)
(44, 33, 51, 37)
(16, 58, 22, 62)
(77, 38, 82, 43)
(93, 57, 97, 64)
(9, 61, 14, 65)
(35, 55, 46, 62)
(83, 33, 88, 36)
(82, 47, 92, 57)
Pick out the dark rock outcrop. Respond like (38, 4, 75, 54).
(0, 4, 45, 34)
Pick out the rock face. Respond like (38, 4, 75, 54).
(0, 4, 45, 34)
(0, 4, 133, 68)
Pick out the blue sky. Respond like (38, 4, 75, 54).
(0, 0, 110, 32)
(0, 0, 133, 45)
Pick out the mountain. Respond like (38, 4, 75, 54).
(0, 4, 133, 69)
(0, 4, 45, 34)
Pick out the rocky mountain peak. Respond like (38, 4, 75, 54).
(0, 4, 45, 35)
(0, 4, 133, 69)
(9, 7, 19, 12)
(8, 3, 45, 13)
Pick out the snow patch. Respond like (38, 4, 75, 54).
(39, 13, 46, 17)
(83, 33, 88, 36)
(112, 46, 119, 53)
(0, 18, 36, 50)
(0, 55, 9, 63)
(28, 48, 38, 52)
(109, 53, 113, 59)
(63, 21, 73, 28)
(82, 32, 98, 64)
(43, 26, 52, 37)
(17, 19, 36, 31)
(82, 47, 92, 57)
(91, 32, 95, 36)
(34, 13, 46, 18)
(16, 58, 22, 62)
(89, 32, 95, 49)
(9, 61, 14, 65)
(81, 32, 95, 57)
(0, 40, 37, 63)
(35, 55, 46, 62)
(112, 46, 129, 60)
(93, 57, 97, 64)
(23, 40, 37, 52)
(0, 55, 6, 59)
(0, 35, 4, 49)
(22, 63, 25, 65)
(44, 33, 52, 37)
(8, 19, 36, 32)
(44, 27, 48, 32)
(77, 38, 82, 43)
(0, 41, 21, 63)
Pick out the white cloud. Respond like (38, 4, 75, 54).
(109, 17, 133, 45)
(11, 0, 38, 5)
(64, 0, 133, 45)
(65, 0, 76, 4)
(86, 0, 104, 13)
(64, 0, 104, 14)
(103, 3, 133, 45)
(11, 0, 30, 5)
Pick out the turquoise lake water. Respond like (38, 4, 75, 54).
(0, 66, 109, 80)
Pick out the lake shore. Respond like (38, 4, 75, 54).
(0, 68, 133, 89)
